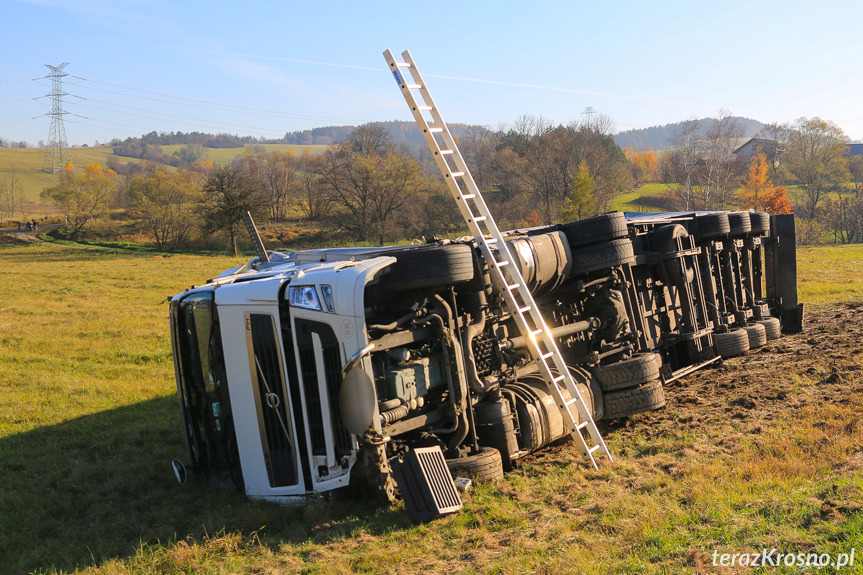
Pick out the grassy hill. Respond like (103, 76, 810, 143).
(0, 240, 861, 574)
(0, 144, 330, 210)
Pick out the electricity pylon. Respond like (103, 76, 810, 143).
(41, 62, 72, 174)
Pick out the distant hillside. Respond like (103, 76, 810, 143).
(282, 120, 481, 146)
(614, 117, 766, 151)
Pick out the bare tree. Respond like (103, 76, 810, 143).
(696, 111, 746, 210)
(756, 121, 791, 180)
(321, 125, 425, 244)
(459, 125, 498, 191)
(0, 173, 23, 220)
(665, 119, 702, 210)
(128, 169, 201, 251)
(849, 155, 863, 194)
(200, 165, 267, 255)
(296, 153, 331, 220)
(783, 117, 849, 218)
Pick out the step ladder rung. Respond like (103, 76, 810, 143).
(439, 149, 454, 155)
(462, 193, 476, 199)
(483, 237, 498, 245)
(473, 215, 487, 222)
(416, 105, 432, 111)
(396, 62, 412, 68)
(506, 283, 521, 291)
(428, 127, 444, 133)
(406, 83, 422, 89)
(588, 444, 602, 455)
(576, 421, 590, 431)
(519, 305, 533, 314)
(540, 351, 554, 360)
(552, 374, 566, 383)
(450, 171, 465, 177)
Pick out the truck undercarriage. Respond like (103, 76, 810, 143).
(169, 209, 801, 506)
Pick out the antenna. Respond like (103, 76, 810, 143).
(41, 62, 72, 174)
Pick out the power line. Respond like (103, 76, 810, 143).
(65, 97, 290, 137)
(66, 75, 346, 124)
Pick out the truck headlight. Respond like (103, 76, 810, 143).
(320, 284, 335, 312)
(289, 285, 321, 310)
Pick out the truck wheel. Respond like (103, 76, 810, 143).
(742, 323, 767, 349)
(569, 238, 635, 276)
(714, 328, 750, 357)
(592, 353, 661, 392)
(560, 212, 628, 249)
(693, 213, 730, 241)
(653, 224, 695, 284)
(381, 243, 475, 290)
(749, 211, 770, 236)
(602, 379, 666, 419)
(445, 446, 504, 484)
(727, 212, 752, 236)
(756, 317, 781, 340)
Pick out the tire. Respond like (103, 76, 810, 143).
(602, 379, 666, 419)
(560, 212, 628, 249)
(714, 328, 750, 358)
(749, 211, 770, 236)
(592, 353, 662, 392)
(569, 238, 635, 276)
(380, 243, 475, 290)
(742, 323, 768, 349)
(693, 213, 730, 241)
(756, 317, 781, 340)
(445, 446, 504, 484)
(653, 224, 694, 284)
(727, 212, 752, 236)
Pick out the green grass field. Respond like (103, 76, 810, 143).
(1, 239, 862, 574)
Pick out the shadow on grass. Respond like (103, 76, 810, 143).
(0, 397, 410, 574)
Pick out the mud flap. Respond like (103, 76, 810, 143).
(765, 214, 803, 333)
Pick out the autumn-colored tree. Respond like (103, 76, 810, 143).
(739, 153, 792, 214)
(560, 161, 596, 221)
(624, 147, 660, 184)
(41, 162, 117, 238)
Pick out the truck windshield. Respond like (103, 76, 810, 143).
(174, 291, 240, 487)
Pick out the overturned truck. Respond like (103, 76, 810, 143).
(169, 209, 801, 504)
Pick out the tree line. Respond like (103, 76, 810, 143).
(31, 114, 863, 253)
(653, 114, 862, 244)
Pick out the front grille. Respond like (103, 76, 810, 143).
(295, 320, 352, 458)
(248, 313, 297, 487)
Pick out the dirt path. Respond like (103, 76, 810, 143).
(0, 224, 63, 244)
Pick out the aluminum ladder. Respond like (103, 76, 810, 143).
(382, 49, 612, 469)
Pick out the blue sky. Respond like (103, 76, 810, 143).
(2, 0, 862, 146)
